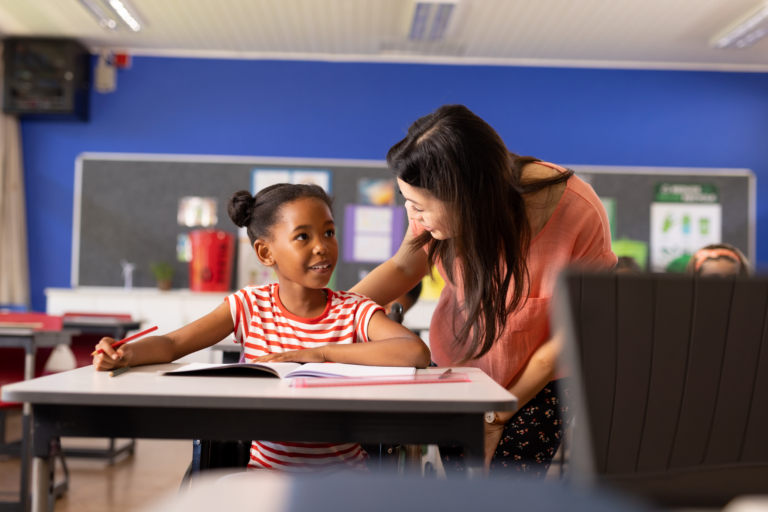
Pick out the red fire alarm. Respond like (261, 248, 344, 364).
(113, 52, 132, 69)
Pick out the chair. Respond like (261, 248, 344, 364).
(556, 271, 768, 507)
(180, 303, 416, 489)
(0, 345, 62, 512)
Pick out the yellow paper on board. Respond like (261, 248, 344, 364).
(421, 267, 445, 300)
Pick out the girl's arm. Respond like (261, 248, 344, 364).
(349, 228, 429, 306)
(255, 311, 432, 368)
(93, 302, 235, 371)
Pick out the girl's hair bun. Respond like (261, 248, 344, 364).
(227, 190, 256, 228)
(228, 182, 334, 243)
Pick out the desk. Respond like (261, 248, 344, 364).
(150, 472, 653, 512)
(0, 328, 76, 512)
(2, 364, 516, 512)
(60, 318, 141, 340)
(60, 317, 142, 464)
(46, 287, 230, 364)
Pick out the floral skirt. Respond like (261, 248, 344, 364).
(439, 378, 574, 479)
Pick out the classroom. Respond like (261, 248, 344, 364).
(0, 1, 767, 511)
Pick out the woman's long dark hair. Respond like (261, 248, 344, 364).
(388, 105, 572, 362)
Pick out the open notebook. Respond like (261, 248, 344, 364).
(159, 362, 416, 379)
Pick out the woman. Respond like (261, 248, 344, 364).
(351, 105, 617, 478)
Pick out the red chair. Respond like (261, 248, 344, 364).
(0, 346, 53, 453)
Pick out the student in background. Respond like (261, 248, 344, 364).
(93, 184, 430, 473)
(614, 256, 642, 275)
(687, 243, 751, 277)
(352, 105, 617, 478)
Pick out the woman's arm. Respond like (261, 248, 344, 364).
(254, 311, 432, 368)
(483, 333, 562, 472)
(93, 302, 235, 370)
(350, 228, 429, 306)
(502, 332, 562, 416)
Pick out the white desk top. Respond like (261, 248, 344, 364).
(1, 364, 516, 414)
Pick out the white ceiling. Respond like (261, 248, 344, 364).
(0, 0, 767, 71)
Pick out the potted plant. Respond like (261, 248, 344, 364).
(150, 262, 174, 291)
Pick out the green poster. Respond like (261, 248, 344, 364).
(612, 238, 648, 271)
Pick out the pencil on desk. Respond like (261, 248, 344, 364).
(110, 366, 131, 377)
(91, 326, 158, 356)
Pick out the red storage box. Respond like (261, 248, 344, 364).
(189, 229, 235, 292)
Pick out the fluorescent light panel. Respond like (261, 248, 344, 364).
(78, 0, 144, 32)
(409, 1, 458, 41)
(78, 0, 118, 30)
(711, 1, 768, 49)
(108, 0, 141, 32)
(429, 4, 455, 40)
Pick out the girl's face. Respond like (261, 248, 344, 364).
(255, 198, 337, 289)
(397, 178, 454, 240)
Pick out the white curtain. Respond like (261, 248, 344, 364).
(0, 44, 29, 307)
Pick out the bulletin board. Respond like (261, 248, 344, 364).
(72, 153, 404, 291)
(569, 165, 754, 271)
(72, 156, 756, 292)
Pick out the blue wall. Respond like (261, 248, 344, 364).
(21, 57, 768, 310)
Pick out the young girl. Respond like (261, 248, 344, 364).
(93, 183, 431, 472)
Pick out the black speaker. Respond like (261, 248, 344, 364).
(3, 38, 90, 121)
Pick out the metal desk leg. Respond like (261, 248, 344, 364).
(19, 412, 31, 512)
(462, 414, 485, 479)
(31, 456, 51, 512)
(31, 438, 68, 512)
(20, 348, 36, 512)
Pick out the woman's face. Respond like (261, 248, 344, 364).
(397, 178, 453, 240)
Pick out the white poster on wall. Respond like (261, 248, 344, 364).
(251, 169, 331, 195)
(650, 183, 721, 272)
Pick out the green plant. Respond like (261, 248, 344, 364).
(150, 261, 174, 281)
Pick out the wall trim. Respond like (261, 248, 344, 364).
(107, 46, 768, 73)
(76, 152, 388, 168)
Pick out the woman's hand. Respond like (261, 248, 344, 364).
(252, 347, 326, 364)
(483, 411, 514, 475)
(92, 337, 131, 371)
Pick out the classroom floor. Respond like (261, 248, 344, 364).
(0, 409, 569, 511)
(1, 410, 190, 512)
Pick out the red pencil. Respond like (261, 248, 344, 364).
(91, 326, 158, 356)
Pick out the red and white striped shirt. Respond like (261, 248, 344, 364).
(226, 284, 384, 472)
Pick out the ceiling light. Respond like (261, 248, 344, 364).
(78, 0, 119, 32)
(408, 1, 459, 41)
(711, 1, 768, 49)
(108, 0, 142, 32)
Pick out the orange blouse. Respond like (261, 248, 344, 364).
(417, 163, 617, 387)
